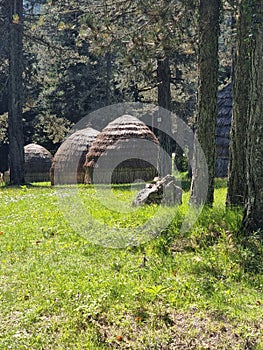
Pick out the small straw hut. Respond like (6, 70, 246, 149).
(50, 127, 99, 185)
(84, 115, 159, 184)
(24, 144, 52, 183)
(216, 82, 232, 177)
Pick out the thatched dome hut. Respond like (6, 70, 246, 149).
(84, 115, 159, 184)
(24, 144, 52, 183)
(216, 82, 232, 177)
(50, 127, 99, 185)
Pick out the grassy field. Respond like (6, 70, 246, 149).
(0, 181, 262, 349)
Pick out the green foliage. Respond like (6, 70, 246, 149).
(1, 0, 235, 152)
(23, 0, 125, 124)
(80, 0, 198, 110)
(29, 113, 72, 152)
(21, 0, 200, 126)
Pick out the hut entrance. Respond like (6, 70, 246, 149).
(111, 158, 158, 184)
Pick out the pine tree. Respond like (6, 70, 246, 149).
(190, 0, 220, 205)
(242, 0, 263, 234)
(226, 0, 251, 206)
(8, 0, 25, 184)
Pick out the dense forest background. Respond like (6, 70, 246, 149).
(0, 0, 262, 234)
(0, 0, 233, 153)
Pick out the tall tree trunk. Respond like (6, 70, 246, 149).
(105, 51, 112, 106)
(242, 0, 263, 234)
(226, 0, 251, 206)
(157, 57, 173, 176)
(8, 0, 25, 185)
(190, 0, 220, 205)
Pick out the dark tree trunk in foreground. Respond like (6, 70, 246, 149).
(226, 0, 251, 206)
(8, 0, 25, 184)
(157, 57, 173, 176)
(190, 0, 220, 205)
(242, 0, 263, 234)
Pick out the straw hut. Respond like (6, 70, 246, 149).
(50, 127, 99, 185)
(24, 144, 52, 183)
(84, 115, 159, 184)
(216, 82, 232, 177)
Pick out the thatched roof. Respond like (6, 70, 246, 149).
(24, 144, 52, 183)
(216, 82, 232, 177)
(50, 127, 99, 185)
(84, 115, 159, 184)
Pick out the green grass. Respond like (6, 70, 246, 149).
(0, 182, 262, 349)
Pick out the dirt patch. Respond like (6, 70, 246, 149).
(92, 308, 262, 349)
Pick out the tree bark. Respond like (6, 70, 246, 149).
(8, 0, 25, 185)
(226, 0, 251, 206)
(157, 57, 173, 176)
(242, 0, 263, 234)
(190, 0, 220, 206)
(105, 51, 112, 106)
